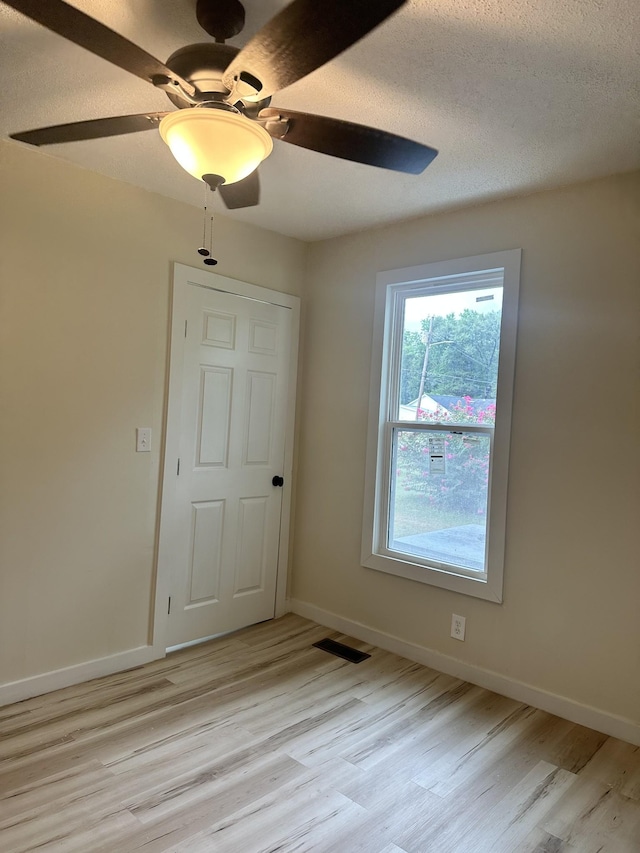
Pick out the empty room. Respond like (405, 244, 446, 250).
(0, 0, 639, 850)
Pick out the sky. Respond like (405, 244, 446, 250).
(404, 286, 503, 333)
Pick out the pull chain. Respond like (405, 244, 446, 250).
(197, 181, 209, 257)
(204, 209, 217, 266)
(197, 182, 218, 266)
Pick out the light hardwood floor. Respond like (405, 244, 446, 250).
(1, 614, 639, 852)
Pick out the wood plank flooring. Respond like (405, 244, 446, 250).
(1, 614, 639, 852)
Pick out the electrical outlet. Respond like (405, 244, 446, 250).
(451, 614, 466, 641)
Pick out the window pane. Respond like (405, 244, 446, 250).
(398, 286, 503, 425)
(389, 428, 491, 572)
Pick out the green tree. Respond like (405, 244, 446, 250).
(399, 330, 425, 404)
(400, 309, 501, 404)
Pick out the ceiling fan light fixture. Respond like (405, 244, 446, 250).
(159, 108, 273, 185)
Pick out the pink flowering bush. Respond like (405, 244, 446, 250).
(396, 399, 494, 516)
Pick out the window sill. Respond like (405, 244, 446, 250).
(361, 549, 503, 603)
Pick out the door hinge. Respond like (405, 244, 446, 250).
(177, 458, 180, 475)
(168, 596, 171, 615)
(184, 320, 188, 338)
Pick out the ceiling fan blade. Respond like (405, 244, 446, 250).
(10, 113, 172, 146)
(218, 171, 260, 209)
(3, 0, 196, 94)
(261, 108, 438, 174)
(222, 0, 407, 101)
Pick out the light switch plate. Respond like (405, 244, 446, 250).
(136, 427, 151, 452)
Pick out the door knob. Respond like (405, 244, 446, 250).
(272, 475, 284, 487)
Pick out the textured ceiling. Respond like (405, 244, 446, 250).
(1, 0, 638, 241)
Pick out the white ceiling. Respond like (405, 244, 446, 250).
(1, 0, 638, 242)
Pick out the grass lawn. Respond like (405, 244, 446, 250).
(391, 488, 481, 539)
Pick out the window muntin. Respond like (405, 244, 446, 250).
(362, 251, 520, 603)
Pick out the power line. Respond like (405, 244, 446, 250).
(402, 371, 497, 390)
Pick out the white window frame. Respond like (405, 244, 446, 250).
(361, 250, 521, 603)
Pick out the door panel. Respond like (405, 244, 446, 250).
(197, 367, 232, 466)
(203, 310, 236, 348)
(234, 497, 268, 594)
(188, 500, 224, 602)
(244, 371, 276, 464)
(164, 280, 293, 647)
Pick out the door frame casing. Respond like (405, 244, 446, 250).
(152, 262, 300, 655)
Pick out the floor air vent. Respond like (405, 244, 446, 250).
(313, 638, 371, 663)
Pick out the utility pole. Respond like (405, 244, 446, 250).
(415, 315, 434, 420)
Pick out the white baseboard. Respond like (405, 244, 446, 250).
(290, 598, 640, 747)
(0, 645, 160, 707)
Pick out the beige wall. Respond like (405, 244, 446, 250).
(292, 172, 640, 723)
(0, 140, 306, 685)
(2, 136, 638, 729)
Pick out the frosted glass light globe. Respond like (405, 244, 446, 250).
(160, 109, 273, 184)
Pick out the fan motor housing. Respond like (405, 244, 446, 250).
(165, 43, 270, 117)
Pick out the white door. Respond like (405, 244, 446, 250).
(157, 265, 298, 649)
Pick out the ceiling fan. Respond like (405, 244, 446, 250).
(4, 0, 438, 209)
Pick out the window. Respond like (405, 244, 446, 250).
(362, 250, 521, 602)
